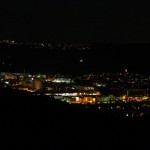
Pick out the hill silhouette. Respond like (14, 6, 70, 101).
(1, 43, 150, 73)
(0, 88, 150, 149)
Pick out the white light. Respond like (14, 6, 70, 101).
(76, 97, 80, 101)
(5, 81, 9, 84)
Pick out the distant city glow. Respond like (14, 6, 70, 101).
(0, 71, 150, 105)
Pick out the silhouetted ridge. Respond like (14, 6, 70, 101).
(0, 88, 150, 149)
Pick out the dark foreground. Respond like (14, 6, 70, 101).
(0, 89, 150, 150)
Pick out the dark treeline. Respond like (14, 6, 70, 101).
(0, 88, 150, 149)
(1, 43, 150, 74)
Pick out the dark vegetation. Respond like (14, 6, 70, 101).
(1, 43, 150, 74)
(0, 88, 150, 149)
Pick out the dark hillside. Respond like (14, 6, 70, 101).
(0, 88, 150, 149)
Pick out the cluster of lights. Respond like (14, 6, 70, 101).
(52, 78, 74, 83)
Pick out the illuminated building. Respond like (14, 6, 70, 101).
(44, 91, 100, 104)
(52, 78, 74, 83)
(33, 79, 42, 91)
(1, 72, 17, 80)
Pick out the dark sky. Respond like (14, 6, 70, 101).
(0, 0, 150, 43)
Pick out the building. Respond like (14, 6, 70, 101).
(33, 79, 42, 91)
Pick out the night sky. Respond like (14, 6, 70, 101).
(0, 0, 150, 43)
